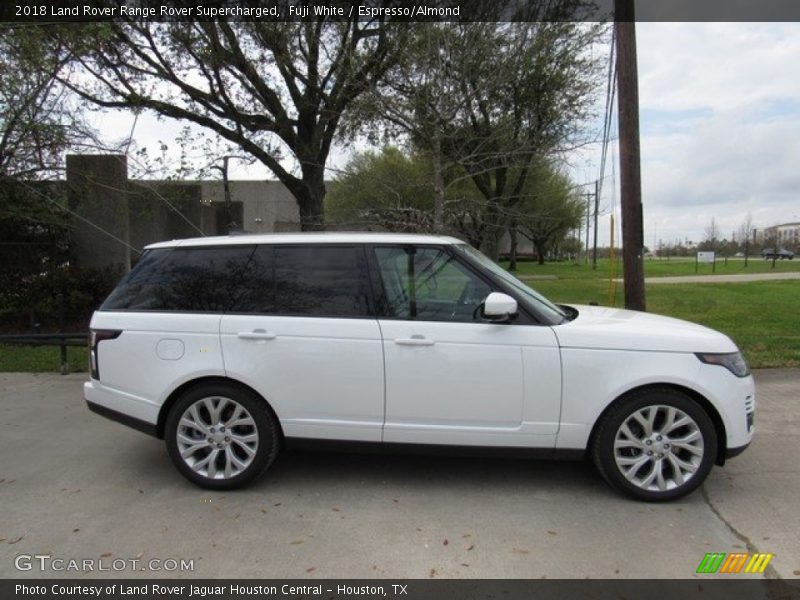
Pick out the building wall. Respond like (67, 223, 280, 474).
(66, 155, 131, 270)
(755, 223, 800, 247)
(199, 180, 300, 233)
(777, 223, 800, 246)
(62, 155, 303, 270)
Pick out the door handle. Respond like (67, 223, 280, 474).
(394, 335, 435, 346)
(237, 330, 276, 341)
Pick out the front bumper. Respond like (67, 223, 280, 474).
(725, 441, 751, 460)
(694, 366, 755, 456)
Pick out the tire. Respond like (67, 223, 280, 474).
(591, 388, 717, 502)
(165, 382, 280, 490)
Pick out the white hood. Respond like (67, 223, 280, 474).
(552, 304, 738, 354)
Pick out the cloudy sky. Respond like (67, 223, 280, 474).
(632, 22, 800, 247)
(93, 22, 800, 247)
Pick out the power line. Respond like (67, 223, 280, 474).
(14, 180, 142, 255)
(598, 26, 617, 203)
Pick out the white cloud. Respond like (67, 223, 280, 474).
(638, 23, 800, 113)
(608, 22, 800, 246)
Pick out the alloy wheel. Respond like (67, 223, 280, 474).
(613, 404, 704, 492)
(176, 396, 259, 480)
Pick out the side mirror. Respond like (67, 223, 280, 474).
(482, 292, 518, 322)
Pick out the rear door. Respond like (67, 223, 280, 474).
(220, 244, 385, 442)
(371, 245, 561, 448)
(93, 246, 253, 422)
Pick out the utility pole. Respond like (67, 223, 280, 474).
(585, 192, 591, 264)
(615, 0, 646, 310)
(592, 179, 600, 270)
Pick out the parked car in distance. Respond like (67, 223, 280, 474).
(761, 248, 794, 260)
(85, 233, 755, 501)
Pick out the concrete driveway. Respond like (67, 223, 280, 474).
(0, 370, 798, 579)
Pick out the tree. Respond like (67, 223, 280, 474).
(560, 235, 584, 258)
(326, 146, 487, 244)
(52, 20, 404, 230)
(436, 20, 604, 259)
(763, 227, 780, 269)
(327, 147, 435, 232)
(343, 15, 605, 256)
(0, 28, 94, 181)
(515, 161, 584, 264)
(342, 24, 471, 233)
(0, 27, 95, 311)
(701, 217, 720, 252)
(738, 212, 754, 267)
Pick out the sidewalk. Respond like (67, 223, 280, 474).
(618, 272, 800, 285)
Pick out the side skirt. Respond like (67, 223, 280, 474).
(284, 437, 585, 461)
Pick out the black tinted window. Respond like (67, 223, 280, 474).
(271, 246, 370, 317)
(102, 246, 256, 312)
(374, 246, 492, 322)
(230, 245, 275, 314)
(104, 244, 371, 317)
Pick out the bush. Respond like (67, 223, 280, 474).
(0, 264, 123, 333)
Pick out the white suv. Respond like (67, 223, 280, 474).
(85, 233, 754, 501)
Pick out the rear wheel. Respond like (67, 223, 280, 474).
(165, 382, 279, 490)
(592, 389, 717, 501)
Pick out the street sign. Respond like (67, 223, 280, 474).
(697, 251, 715, 264)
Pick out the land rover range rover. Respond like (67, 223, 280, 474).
(85, 233, 754, 501)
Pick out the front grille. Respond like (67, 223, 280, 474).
(745, 395, 755, 414)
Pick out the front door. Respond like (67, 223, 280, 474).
(372, 245, 561, 448)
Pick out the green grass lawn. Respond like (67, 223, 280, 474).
(0, 344, 88, 373)
(515, 259, 800, 369)
(508, 256, 800, 279)
(531, 279, 800, 369)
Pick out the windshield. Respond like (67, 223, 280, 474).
(453, 244, 568, 324)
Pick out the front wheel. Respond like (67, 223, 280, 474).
(591, 389, 717, 501)
(165, 382, 280, 490)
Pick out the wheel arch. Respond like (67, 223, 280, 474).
(586, 382, 728, 466)
(156, 376, 284, 441)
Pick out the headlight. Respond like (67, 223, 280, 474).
(696, 351, 750, 377)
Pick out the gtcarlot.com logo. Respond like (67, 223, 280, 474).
(14, 554, 194, 573)
(696, 552, 774, 574)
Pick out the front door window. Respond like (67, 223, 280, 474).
(374, 246, 492, 322)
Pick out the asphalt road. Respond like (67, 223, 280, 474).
(0, 370, 798, 580)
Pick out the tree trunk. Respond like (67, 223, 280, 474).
(479, 201, 503, 261)
(509, 218, 518, 271)
(534, 240, 547, 265)
(431, 127, 445, 233)
(294, 162, 327, 231)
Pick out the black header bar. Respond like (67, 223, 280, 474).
(3, 579, 800, 600)
(2, 0, 800, 24)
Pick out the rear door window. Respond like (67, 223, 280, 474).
(101, 246, 256, 312)
(270, 245, 371, 317)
